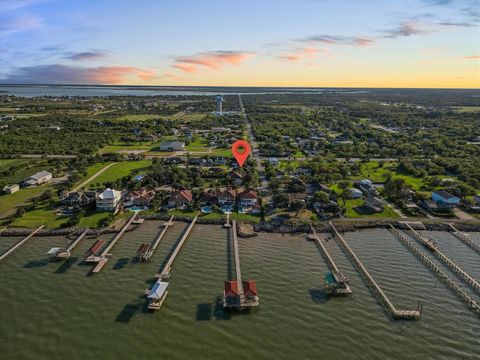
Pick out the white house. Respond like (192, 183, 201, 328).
(3, 184, 19, 194)
(159, 141, 185, 151)
(96, 188, 122, 212)
(23, 170, 52, 187)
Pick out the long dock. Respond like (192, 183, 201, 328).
(156, 216, 197, 279)
(447, 224, 480, 256)
(308, 224, 352, 296)
(138, 216, 174, 261)
(90, 211, 139, 273)
(389, 225, 480, 315)
(0, 225, 45, 262)
(329, 222, 421, 320)
(232, 220, 244, 301)
(66, 228, 89, 253)
(404, 223, 480, 296)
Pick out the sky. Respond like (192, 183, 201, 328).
(0, 0, 479, 88)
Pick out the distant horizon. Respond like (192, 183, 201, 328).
(1, 83, 478, 90)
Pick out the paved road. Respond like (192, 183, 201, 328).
(72, 162, 116, 191)
(239, 95, 268, 190)
(20, 154, 77, 159)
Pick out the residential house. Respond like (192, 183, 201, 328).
(167, 190, 193, 208)
(3, 184, 19, 194)
(349, 188, 363, 199)
(229, 171, 244, 186)
(268, 158, 279, 166)
(218, 188, 236, 206)
(358, 179, 376, 196)
(293, 167, 312, 176)
(364, 196, 384, 212)
(23, 170, 52, 187)
(61, 190, 96, 207)
(474, 194, 480, 205)
(128, 188, 155, 207)
(96, 188, 122, 212)
(432, 190, 460, 209)
(238, 189, 259, 208)
(159, 141, 185, 151)
(199, 190, 217, 206)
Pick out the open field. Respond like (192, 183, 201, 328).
(1, 162, 50, 184)
(85, 160, 151, 187)
(342, 198, 399, 218)
(97, 141, 160, 154)
(114, 112, 206, 122)
(0, 159, 32, 172)
(452, 106, 480, 113)
(0, 185, 53, 219)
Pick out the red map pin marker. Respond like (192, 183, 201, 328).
(231, 139, 251, 167)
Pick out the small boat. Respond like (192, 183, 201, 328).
(47, 247, 70, 261)
(145, 281, 169, 311)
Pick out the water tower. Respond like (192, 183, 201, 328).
(216, 95, 224, 115)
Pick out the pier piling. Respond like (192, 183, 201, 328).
(447, 224, 480, 256)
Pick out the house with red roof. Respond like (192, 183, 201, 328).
(238, 189, 259, 213)
(218, 188, 236, 206)
(168, 190, 193, 208)
(242, 280, 258, 303)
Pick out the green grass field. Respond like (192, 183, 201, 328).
(452, 106, 480, 113)
(97, 141, 159, 154)
(1, 162, 50, 184)
(0, 159, 32, 172)
(0, 185, 53, 219)
(341, 198, 399, 218)
(86, 160, 151, 187)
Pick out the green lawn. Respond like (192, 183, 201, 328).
(342, 198, 399, 218)
(186, 138, 209, 151)
(9, 205, 67, 228)
(169, 209, 261, 223)
(86, 160, 151, 187)
(0, 161, 47, 184)
(0, 185, 52, 219)
(0, 159, 31, 172)
(114, 114, 161, 121)
(97, 141, 159, 154)
(452, 106, 480, 113)
(210, 148, 232, 157)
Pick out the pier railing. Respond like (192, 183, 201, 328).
(448, 224, 480, 256)
(404, 224, 480, 296)
(0, 225, 45, 262)
(389, 226, 480, 316)
(329, 222, 421, 320)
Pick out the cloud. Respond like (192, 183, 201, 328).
(0, 13, 43, 33)
(0, 0, 42, 12)
(461, 55, 480, 60)
(172, 51, 255, 73)
(296, 35, 375, 46)
(277, 47, 322, 62)
(1, 64, 156, 84)
(65, 51, 108, 61)
(383, 20, 474, 38)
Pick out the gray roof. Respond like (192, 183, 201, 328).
(30, 170, 52, 180)
(147, 281, 169, 299)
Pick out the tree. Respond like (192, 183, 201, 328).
(290, 200, 305, 216)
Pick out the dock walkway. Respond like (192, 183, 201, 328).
(447, 224, 480, 256)
(0, 225, 45, 262)
(138, 216, 174, 261)
(309, 225, 352, 296)
(329, 222, 421, 320)
(404, 223, 480, 296)
(389, 226, 480, 315)
(66, 228, 89, 253)
(157, 216, 197, 279)
(90, 211, 139, 273)
(232, 220, 244, 301)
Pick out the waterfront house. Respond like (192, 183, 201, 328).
(167, 190, 193, 208)
(432, 190, 460, 208)
(96, 188, 122, 212)
(238, 189, 259, 208)
(218, 188, 236, 206)
(3, 184, 19, 194)
(127, 188, 155, 207)
(159, 141, 185, 151)
(23, 170, 52, 187)
(199, 190, 217, 206)
(61, 190, 96, 207)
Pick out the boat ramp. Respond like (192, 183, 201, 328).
(329, 222, 422, 320)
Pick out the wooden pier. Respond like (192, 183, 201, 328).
(224, 220, 259, 310)
(403, 223, 480, 296)
(447, 223, 480, 256)
(47, 228, 89, 260)
(0, 225, 45, 262)
(137, 216, 174, 261)
(329, 222, 421, 320)
(155, 216, 197, 279)
(389, 225, 480, 316)
(88, 211, 139, 273)
(308, 225, 352, 296)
